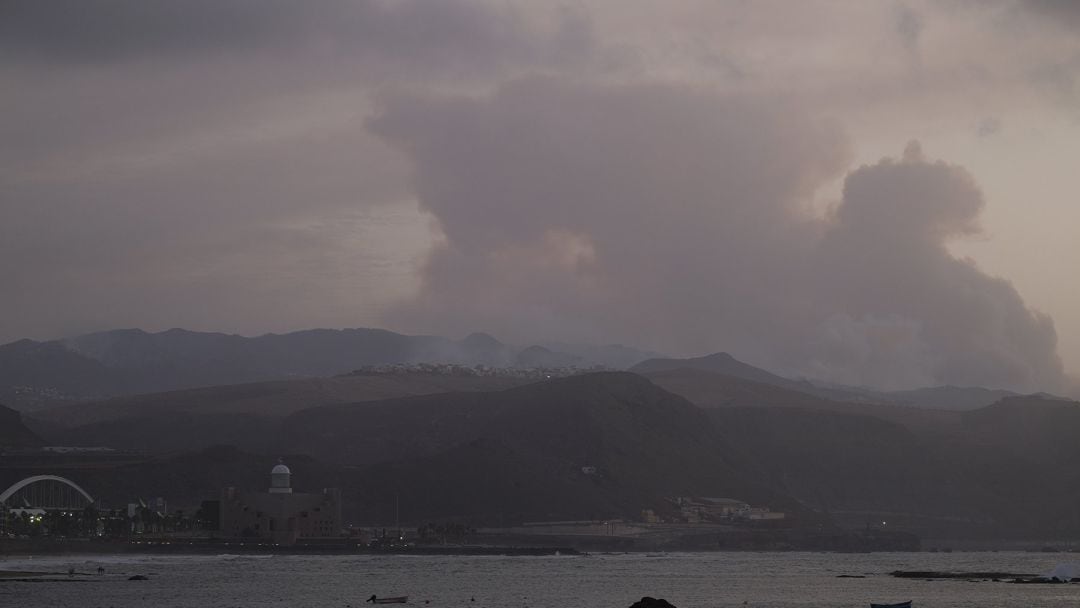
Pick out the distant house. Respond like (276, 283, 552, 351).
(747, 506, 785, 520)
(698, 497, 751, 518)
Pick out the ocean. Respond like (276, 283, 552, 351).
(2, 551, 1079, 608)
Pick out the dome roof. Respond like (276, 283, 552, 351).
(271, 463, 291, 475)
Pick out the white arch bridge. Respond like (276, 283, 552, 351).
(0, 475, 95, 511)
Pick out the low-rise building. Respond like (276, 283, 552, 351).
(674, 496, 752, 522)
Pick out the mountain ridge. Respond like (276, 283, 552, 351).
(1, 327, 658, 410)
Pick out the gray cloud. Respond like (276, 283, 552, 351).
(1020, 0, 1080, 25)
(977, 117, 1002, 137)
(894, 3, 924, 53)
(373, 82, 1064, 392)
(0, 1, 593, 75)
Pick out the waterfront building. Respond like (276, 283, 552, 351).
(219, 461, 341, 545)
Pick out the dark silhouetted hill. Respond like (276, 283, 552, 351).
(0, 339, 126, 406)
(281, 372, 792, 522)
(0, 403, 44, 448)
(35, 373, 534, 429)
(27, 368, 1080, 536)
(702, 392, 1080, 538)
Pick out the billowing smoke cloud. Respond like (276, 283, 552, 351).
(807, 142, 1063, 390)
(370, 78, 849, 356)
(372, 82, 1065, 392)
(3, 1, 1077, 393)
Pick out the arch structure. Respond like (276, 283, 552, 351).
(0, 475, 95, 510)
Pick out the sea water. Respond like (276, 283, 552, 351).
(2, 551, 1079, 608)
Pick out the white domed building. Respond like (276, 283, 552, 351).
(220, 460, 341, 545)
(269, 462, 292, 494)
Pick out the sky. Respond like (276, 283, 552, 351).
(2, 1, 1079, 394)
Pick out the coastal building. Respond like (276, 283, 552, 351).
(219, 461, 342, 545)
(675, 496, 751, 522)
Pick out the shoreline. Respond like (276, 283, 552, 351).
(0, 538, 581, 557)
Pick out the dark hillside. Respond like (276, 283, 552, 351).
(347, 437, 621, 524)
(284, 373, 793, 521)
(644, 367, 961, 436)
(708, 407, 962, 518)
(707, 394, 1080, 538)
(37, 373, 533, 428)
(959, 396, 1080, 465)
(0, 340, 125, 406)
(633, 352, 1030, 411)
(632, 352, 801, 389)
(55, 411, 280, 454)
(643, 367, 841, 409)
(0, 403, 44, 447)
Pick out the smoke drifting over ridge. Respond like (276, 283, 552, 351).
(373, 82, 1064, 392)
(4, 1, 1079, 394)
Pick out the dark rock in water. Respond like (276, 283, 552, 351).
(630, 598, 677, 608)
(891, 571, 1032, 580)
(128, 575, 149, 581)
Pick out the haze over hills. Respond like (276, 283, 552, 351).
(14, 364, 1080, 537)
(2, 323, 1058, 416)
(636, 364, 1080, 538)
(632, 352, 1036, 411)
(0, 327, 659, 410)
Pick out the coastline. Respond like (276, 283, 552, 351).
(0, 538, 579, 557)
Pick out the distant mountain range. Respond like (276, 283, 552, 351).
(4, 325, 1054, 415)
(0, 327, 660, 409)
